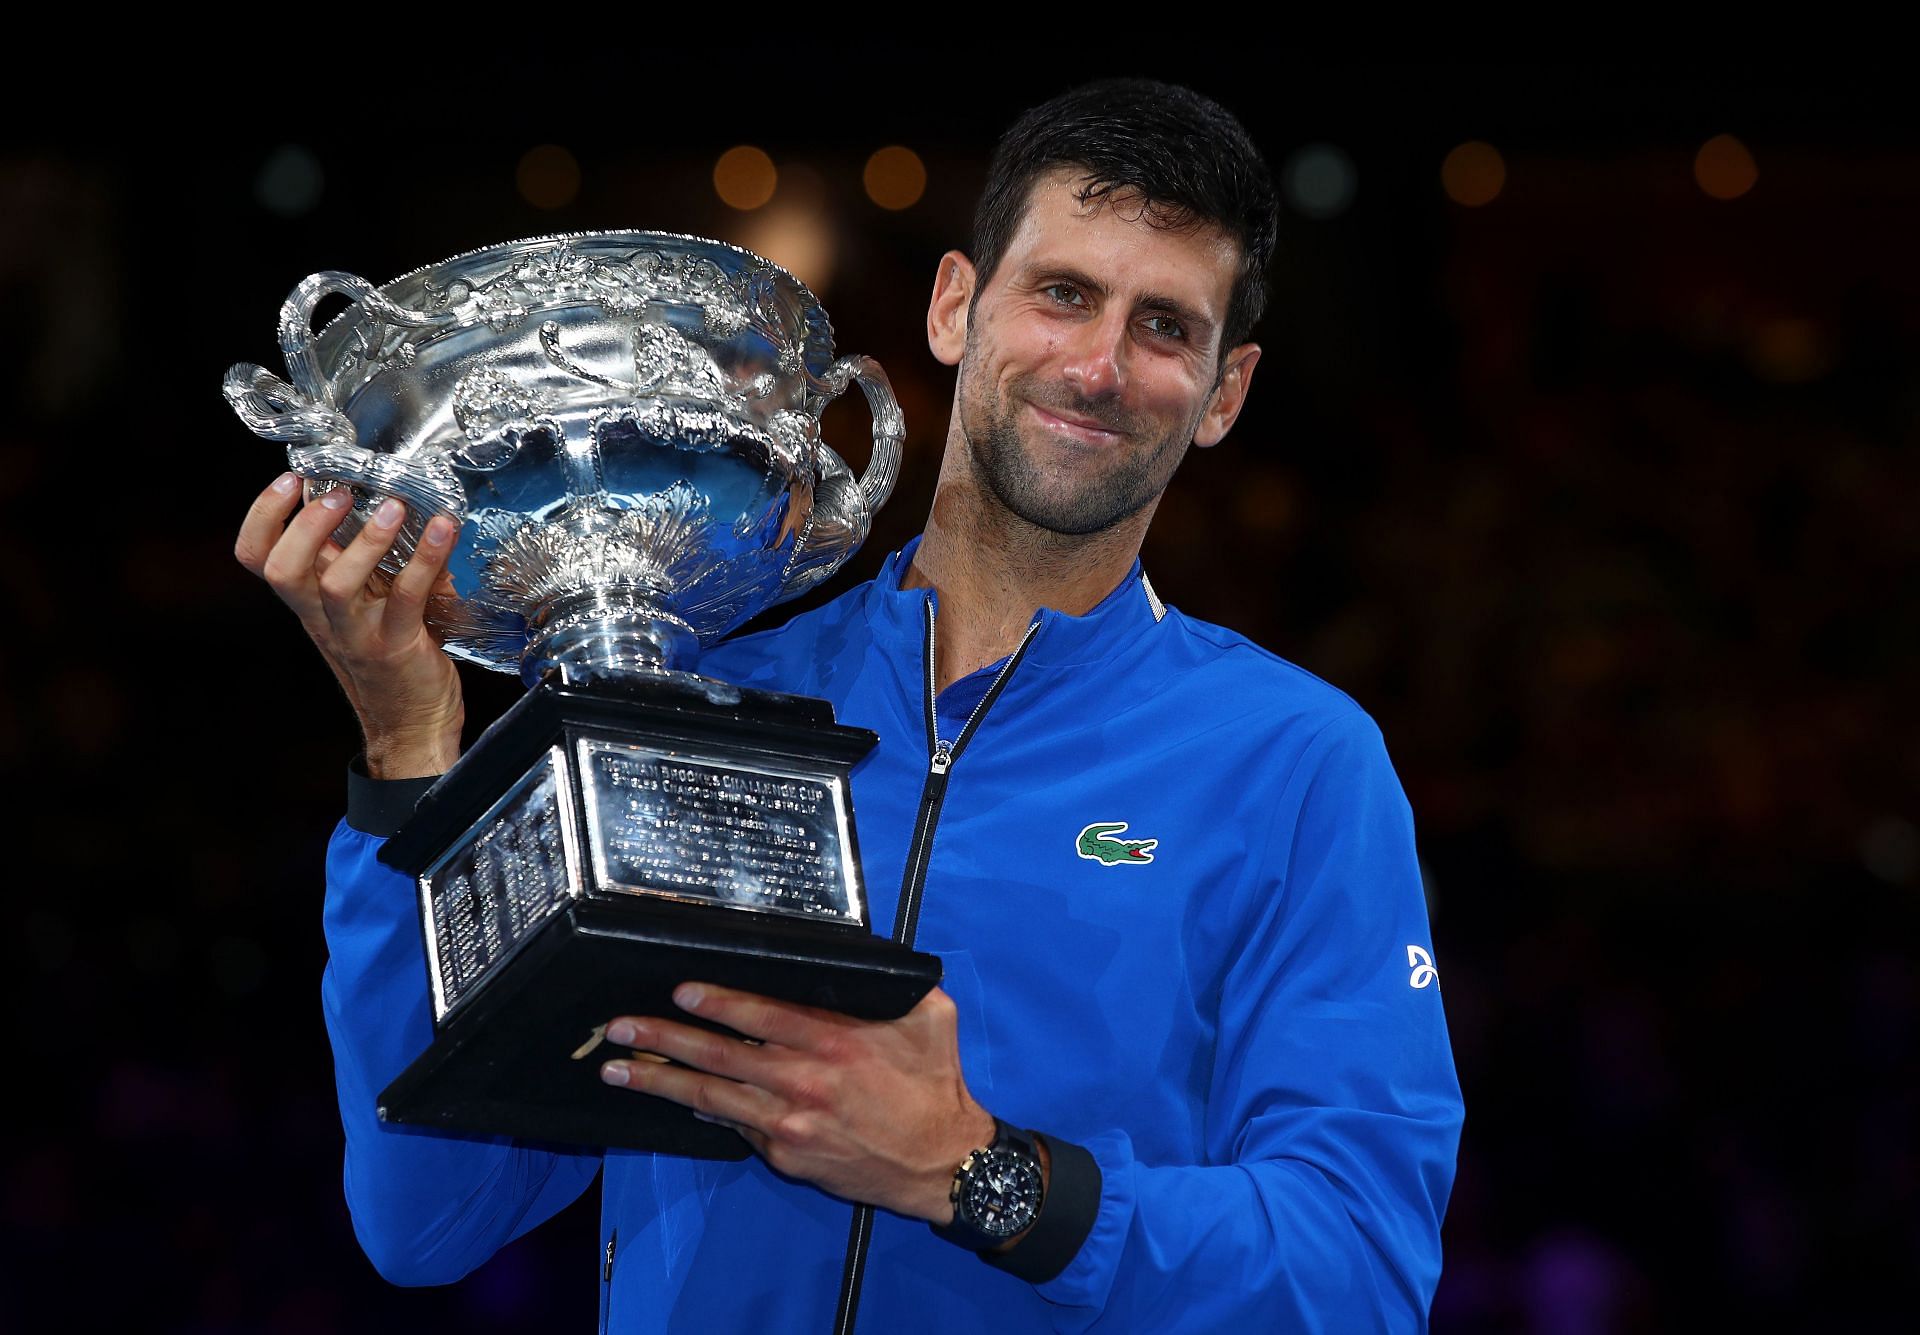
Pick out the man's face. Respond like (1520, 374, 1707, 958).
(953, 169, 1246, 536)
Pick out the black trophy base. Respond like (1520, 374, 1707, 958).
(373, 670, 942, 1157)
(376, 893, 940, 1157)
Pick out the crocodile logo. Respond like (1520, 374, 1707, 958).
(1076, 821, 1158, 866)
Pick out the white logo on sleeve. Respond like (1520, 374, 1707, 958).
(1406, 945, 1438, 989)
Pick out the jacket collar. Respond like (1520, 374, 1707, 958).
(862, 533, 1167, 673)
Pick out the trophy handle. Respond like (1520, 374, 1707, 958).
(222, 271, 468, 524)
(223, 361, 355, 450)
(274, 270, 452, 403)
(817, 354, 903, 517)
(776, 355, 903, 601)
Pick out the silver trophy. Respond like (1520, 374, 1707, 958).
(227, 233, 940, 1156)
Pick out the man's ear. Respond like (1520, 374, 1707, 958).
(928, 250, 976, 367)
(1194, 344, 1262, 448)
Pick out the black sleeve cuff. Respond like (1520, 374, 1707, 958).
(345, 754, 442, 838)
(979, 1131, 1102, 1285)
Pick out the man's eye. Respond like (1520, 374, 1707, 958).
(1144, 315, 1186, 340)
(1044, 283, 1084, 307)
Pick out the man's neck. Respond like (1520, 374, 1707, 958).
(900, 462, 1153, 694)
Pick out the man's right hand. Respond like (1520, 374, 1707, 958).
(236, 472, 465, 780)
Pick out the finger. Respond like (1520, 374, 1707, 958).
(235, 472, 305, 575)
(605, 1015, 777, 1084)
(312, 538, 349, 575)
(670, 982, 847, 1050)
(315, 495, 406, 615)
(907, 986, 959, 1028)
(699, 1114, 767, 1154)
(601, 1058, 780, 1134)
(260, 484, 356, 611)
(385, 514, 459, 631)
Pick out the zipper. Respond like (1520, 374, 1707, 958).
(895, 598, 1038, 944)
(600, 1228, 616, 1335)
(832, 594, 1040, 1335)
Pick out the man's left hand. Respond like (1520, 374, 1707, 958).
(601, 983, 993, 1224)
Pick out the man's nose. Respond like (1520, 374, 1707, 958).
(1060, 309, 1128, 400)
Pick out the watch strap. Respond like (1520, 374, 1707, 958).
(931, 1122, 1103, 1284)
(978, 1130, 1102, 1285)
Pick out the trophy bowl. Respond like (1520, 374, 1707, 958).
(225, 230, 903, 683)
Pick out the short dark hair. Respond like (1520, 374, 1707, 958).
(969, 79, 1279, 360)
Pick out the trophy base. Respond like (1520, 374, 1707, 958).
(376, 893, 938, 1157)
(373, 671, 941, 1156)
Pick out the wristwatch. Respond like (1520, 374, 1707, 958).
(934, 1117, 1046, 1250)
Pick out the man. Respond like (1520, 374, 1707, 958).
(237, 79, 1463, 1332)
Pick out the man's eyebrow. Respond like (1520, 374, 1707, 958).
(1021, 263, 1217, 337)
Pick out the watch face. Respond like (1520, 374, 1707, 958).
(958, 1148, 1044, 1238)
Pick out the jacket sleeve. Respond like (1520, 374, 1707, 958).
(322, 811, 605, 1286)
(1028, 710, 1464, 1333)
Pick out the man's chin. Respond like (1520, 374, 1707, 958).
(991, 474, 1159, 538)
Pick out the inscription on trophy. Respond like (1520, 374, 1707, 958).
(424, 749, 578, 1017)
(580, 740, 858, 924)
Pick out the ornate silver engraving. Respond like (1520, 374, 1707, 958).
(476, 483, 721, 614)
(453, 365, 556, 444)
(629, 325, 729, 400)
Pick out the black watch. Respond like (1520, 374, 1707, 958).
(934, 1118, 1046, 1251)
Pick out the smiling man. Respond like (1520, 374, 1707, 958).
(239, 79, 1463, 1333)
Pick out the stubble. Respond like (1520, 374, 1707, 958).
(956, 329, 1204, 539)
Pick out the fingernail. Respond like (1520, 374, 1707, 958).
(607, 1021, 637, 1046)
(423, 518, 454, 547)
(320, 488, 352, 511)
(372, 498, 403, 528)
(272, 472, 299, 495)
(674, 984, 705, 1011)
(601, 1063, 630, 1087)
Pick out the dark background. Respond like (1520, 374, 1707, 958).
(4, 58, 1915, 1331)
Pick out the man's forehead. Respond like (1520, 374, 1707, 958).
(997, 168, 1239, 318)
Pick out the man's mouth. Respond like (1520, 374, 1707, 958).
(1026, 400, 1124, 444)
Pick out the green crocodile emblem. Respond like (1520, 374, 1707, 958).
(1076, 821, 1158, 866)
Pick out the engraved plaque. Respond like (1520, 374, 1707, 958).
(577, 738, 861, 926)
(421, 747, 579, 1019)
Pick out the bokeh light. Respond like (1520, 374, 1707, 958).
(863, 146, 927, 210)
(1860, 817, 1919, 884)
(734, 164, 835, 293)
(1747, 317, 1831, 383)
(1695, 133, 1758, 200)
(1441, 141, 1506, 207)
(1282, 142, 1358, 219)
(714, 146, 778, 211)
(516, 145, 581, 210)
(254, 145, 324, 218)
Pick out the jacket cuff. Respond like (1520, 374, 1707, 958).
(346, 754, 441, 838)
(979, 1131, 1102, 1285)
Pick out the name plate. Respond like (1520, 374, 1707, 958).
(578, 739, 863, 926)
(421, 748, 579, 1019)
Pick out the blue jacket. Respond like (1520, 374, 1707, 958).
(321, 538, 1463, 1332)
